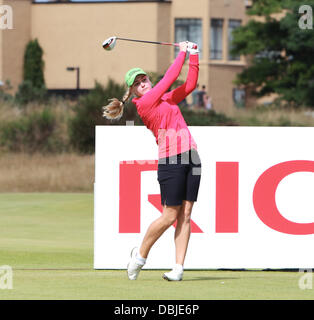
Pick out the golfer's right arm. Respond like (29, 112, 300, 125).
(166, 50, 199, 104)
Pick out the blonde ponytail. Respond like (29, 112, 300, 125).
(102, 88, 132, 120)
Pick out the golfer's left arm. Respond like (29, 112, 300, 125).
(138, 43, 188, 108)
(166, 46, 199, 104)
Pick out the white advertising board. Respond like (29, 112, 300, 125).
(94, 126, 314, 269)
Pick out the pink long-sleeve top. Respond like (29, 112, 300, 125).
(132, 51, 199, 159)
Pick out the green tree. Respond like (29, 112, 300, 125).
(23, 39, 45, 88)
(16, 39, 47, 105)
(231, 0, 314, 107)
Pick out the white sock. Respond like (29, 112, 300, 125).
(136, 252, 146, 265)
(174, 264, 183, 273)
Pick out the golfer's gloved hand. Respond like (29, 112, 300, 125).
(186, 42, 199, 55)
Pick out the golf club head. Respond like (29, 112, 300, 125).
(102, 36, 117, 51)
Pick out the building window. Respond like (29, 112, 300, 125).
(228, 19, 242, 61)
(175, 19, 202, 58)
(210, 18, 223, 60)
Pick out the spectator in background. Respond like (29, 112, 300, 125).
(192, 83, 199, 107)
(197, 85, 206, 108)
(204, 93, 212, 110)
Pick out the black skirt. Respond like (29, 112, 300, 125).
(157, 149, 201, 206)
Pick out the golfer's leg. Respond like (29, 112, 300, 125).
(174, 200, 194, 265)
(139, 204, 181, 259)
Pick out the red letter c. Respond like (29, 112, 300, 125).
(253, 160, 314, 235)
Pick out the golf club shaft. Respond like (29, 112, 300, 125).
(116, 37, 179, 47)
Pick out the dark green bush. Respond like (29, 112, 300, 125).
(180, 108, 237, 126)
(0, 108, 62, 153)
(68, 79, 143, 154)
(15, 80, 47, 106)
(68, 78, 238, 153)
(0, 80, 14, 102)
(15, 39, 47, 106)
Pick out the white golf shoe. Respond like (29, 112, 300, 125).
(127, 247, 145, 280)
(162, 265, 183, 281)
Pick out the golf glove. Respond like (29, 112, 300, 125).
(187, 42, 199, 55)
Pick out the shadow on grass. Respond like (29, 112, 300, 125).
(183, 276, 239, 281)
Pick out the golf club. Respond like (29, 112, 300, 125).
(102, 36, 197, 51)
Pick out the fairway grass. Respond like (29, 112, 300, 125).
(0, 193, 313, 300)
(1, 269, 313, 300)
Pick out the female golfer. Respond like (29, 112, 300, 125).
(103, 41, 201, 281)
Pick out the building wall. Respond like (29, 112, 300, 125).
(171, 0, 210, 92)
(170, 0, 248, 111)
(208, 0, 248, 112)
(209, 64, 244, 111)
(1, 0, 31, 93)
(31, 1, 171, 90)
(1, 0, 251, 112)
(156, 3, 171, 73)
(0, 0, 3, 84)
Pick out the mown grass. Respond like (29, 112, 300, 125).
(0, 193, 313, 300)
(2, 269, 312, 300)
(0, 193, 93, 269)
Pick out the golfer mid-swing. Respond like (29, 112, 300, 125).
(103, 41, 201, 281)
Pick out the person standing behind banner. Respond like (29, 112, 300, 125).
(205, 93, 212, 110)
(191, 83, 199, 107)
(197, 85, 206, 108)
